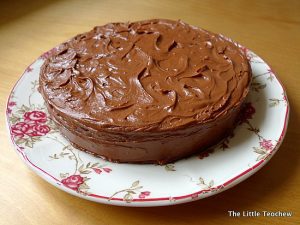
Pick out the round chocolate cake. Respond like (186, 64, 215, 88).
(39, 19, 252, 164)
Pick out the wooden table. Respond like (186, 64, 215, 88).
(1, 1, 299, 224)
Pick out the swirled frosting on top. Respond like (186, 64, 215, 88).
(40, 19, 251, 131)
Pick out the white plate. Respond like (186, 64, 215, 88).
(6, 45, 289, 207)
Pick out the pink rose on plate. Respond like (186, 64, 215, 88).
(103, 168, 112, 173)
(61, 175, 84, 191)
(8, 101, 16, 107)
(24, 111, 47, 124)
(7, 101, 16, 115)
(92, 168, 102, 174)
(7, 108, 12, 114)
(11, 122, 31, 138)
(138, 191, 151, 199)
(92, 167, 112, 174)
(26, 124, 50, 136)
(259, 139, 273, 151)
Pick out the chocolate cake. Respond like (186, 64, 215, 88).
(39, 19, 252, 164)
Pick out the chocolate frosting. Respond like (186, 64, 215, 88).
(39, 19, 252, 163)
(40, 19, 251, 132)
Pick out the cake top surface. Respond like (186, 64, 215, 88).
(40, 19, 251, 131)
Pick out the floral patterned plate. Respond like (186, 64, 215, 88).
(6, 46, 289, 207)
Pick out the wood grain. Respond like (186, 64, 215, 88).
(0, 0, 299, 224)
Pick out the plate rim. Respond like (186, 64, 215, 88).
(6, 47, 290, 207)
